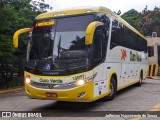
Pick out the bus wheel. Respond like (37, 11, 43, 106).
(102, 78, 117, 101)
(137, 72, 143, 86)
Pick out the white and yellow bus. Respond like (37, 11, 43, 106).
(13, 6, 148, 102)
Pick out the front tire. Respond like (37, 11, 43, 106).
(102, 78, 117, 101)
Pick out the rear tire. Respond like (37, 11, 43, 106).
(101, 78, 117, 101)
(137, 72, 143, 86)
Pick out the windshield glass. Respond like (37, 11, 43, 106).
(29, 20, 56, 60)
(27, 14, 94, 72)
(53, 15, 94, 69)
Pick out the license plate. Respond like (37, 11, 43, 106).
(46, 92, 57, 97)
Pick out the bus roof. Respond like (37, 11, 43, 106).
(36, 6, 146, 40)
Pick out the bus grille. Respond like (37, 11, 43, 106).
(30, 81, 76, 89)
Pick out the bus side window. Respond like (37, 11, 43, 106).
(110, 19, 121, 49)
(93, 29, 103, 66)
(94, 30, 103, 60)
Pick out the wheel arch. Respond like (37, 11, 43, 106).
(108, 71, 118, 91)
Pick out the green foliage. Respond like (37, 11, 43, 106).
(0, 6, 17, 58)
(121, 6, 160, 36)
(0, 0, 52, 88)
(121, 9, 140, 28)
(0, 0, 51, 57)
(139, 6, 160, 36)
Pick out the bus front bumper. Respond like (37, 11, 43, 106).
(25, 81, 94, 102)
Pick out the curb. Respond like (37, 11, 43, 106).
(147, 76, 160, 80)
(0, 87, 24, 94)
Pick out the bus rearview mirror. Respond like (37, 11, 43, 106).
(85, 21, 104, 45)
(13, 28, 30, 48)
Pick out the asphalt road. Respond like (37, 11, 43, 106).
(0, 79, 160, 120)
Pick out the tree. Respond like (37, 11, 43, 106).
(121, 9, 140, 28)
(139, 6, 160, 36)
(121, 7, 160, 36)
(0, 0, 52, 88)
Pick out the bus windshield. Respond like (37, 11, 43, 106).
(27, 14, 94, 72)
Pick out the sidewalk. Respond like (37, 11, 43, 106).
(0, 87, 24, 94)
(147, 76, 160, 80)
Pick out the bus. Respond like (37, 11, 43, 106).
(13, 6, 148, 102)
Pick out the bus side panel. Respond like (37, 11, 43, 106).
(105, 46, 128, 88)
(105, 46, 147, 88)
(93, 62, 121, 98)
(121, 63, 129, 86)
(93, 64, 105, 97)
(130, 63, 139, 83)
(104, 62, 122, 88)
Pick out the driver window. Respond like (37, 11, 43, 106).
(94, 30, 103, 60)
(92, 25, 109, 67)
(93, 28, 104, 67)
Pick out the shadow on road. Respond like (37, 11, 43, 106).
(116, 82, 145, 96)
(31, 82, 147, 111)
(31, 100, 103, 111)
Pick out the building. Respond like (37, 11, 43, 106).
(147, 32, 160, 76)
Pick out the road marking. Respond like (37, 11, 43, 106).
(147, 76, 160, 80)
(131, 103, 160, 120)
(0, 87, 24, 94)
(150, 103, 160, 111)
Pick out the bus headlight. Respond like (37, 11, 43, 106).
(76, 78, 89, 86)
(25, 77, 32, 84)
(77, 79, 85, 86)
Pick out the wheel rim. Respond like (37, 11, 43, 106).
(109, 83, 114, 96)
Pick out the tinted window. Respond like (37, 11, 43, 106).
(30, 20, 56, 60)
(93, 25, 109, 66)
(148, 46, 154, 57)
(110, 18, 147, 53)
(94, 30, 103, 60)
(110, 19, 122, 49)
(137, 36, 147, 52)
(56, 15, 94, 32)
(95, 13, 110, 29)
(53, 15, 94, 57)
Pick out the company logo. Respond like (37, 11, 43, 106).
(2, 112, 42, 118)
(121, 49, 127, 60)
(44, 64, 51, 70)
(130, 51, 142, 62)
(48, 84, 54, 89)
(2, 112, 11, 118)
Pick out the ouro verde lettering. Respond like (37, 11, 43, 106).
(50, 79, 63, 83)
(39, 78, 63, 83)
(39, 78, 49, 83)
